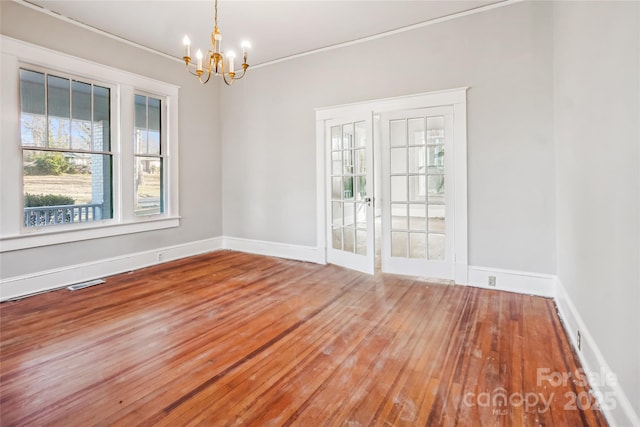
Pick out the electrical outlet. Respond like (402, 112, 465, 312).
(577, 330, 581, 351)
(488, 276, 496, 287)
(157, 252, 164, 262)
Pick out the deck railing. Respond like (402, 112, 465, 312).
(24, 203, 103, 227)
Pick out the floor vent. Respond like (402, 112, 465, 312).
(67, 279, 105, 291)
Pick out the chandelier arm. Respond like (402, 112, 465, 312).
(199, 69, 213, 85)
(221, 72, 233, 86)
(185, 62, 201, 77)
(232, 68, 247, 80)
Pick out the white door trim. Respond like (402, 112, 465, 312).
(315, 87, 468, 283)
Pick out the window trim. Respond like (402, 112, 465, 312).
(0, 36, 180, 252)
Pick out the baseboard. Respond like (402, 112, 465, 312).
(222, 236, 325, 265)
(555, 279, 640, 427)
(467, 265, 555, 297)
(0, 236, 223, 301)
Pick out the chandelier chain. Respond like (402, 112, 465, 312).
(214, 0, 218, 29)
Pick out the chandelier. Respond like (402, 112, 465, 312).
(181, 0, 250, 85)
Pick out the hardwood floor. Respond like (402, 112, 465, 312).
(0, 251, 607, 426)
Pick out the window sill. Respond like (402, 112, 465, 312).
(0, 216, 180, 252)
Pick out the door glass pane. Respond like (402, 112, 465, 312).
(409, 176, 425, 202)
(331, 177, 342, 200)
(331, 126, 341, 150)
(355, 203, 367, 228)
(343, 202, 355, 227)
(332, 227, 342, 250)
(391, 176, 407, 201)
(428, 175, 444, 202)
(428, 205, 445, 233)
(391, 204, 408, 230)
(390, 147, 407, 174)
(355, 121, 366, 148)
(408, 117, 425, 145)
(342, 123, 354, 149)
(391, 232, 408, 257)
(355, 149, 366, 174)
(389, 119, 405, 147)
(409, 233, 426, 258)
(343, 176, 354, 200)
(409, 205, 427, 231)
(427, 116, 444, 144)
(356, 230, 367, 255)
(428, 233, 445, 260)
(355, 176, 367, 201)
(332, 201, 343, 225)
(408, 147, 425, 174)
(331, 151, 342, 175)
(344, 227, 355, 253)
(427, 146, 443, 166)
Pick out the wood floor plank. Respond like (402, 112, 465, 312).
(0, 251, 608, 426)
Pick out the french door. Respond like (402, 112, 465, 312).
(325, 113, 375, 274)
(380, 107, 455, 279)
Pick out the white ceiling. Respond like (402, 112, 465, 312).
(24, 0, 505, 66)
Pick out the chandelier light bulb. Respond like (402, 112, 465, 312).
(195, 49, 203, 71)
(227, 51, 236, 73)
(183, 35, 191, 58)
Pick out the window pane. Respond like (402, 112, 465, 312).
(23, 150, 113, 227)
(72, 81, 91, 121)
(148, 98, 161, 131)
(135, 156, 163, 216)
(20, 69, 46, 115)
(148, 97, 161, 155)
(48, 75, 70, 149)
(20, 70, 46, 148)
(135, 94, 147, 129)
(71, 81, 92, 150)
(93, 86, 110, 151)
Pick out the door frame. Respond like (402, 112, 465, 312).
(315, 87, 468, 283)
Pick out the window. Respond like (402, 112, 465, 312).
(0, 37, 180, 252)
(20, 68, 113, 227)
(134, 94, 163, 216)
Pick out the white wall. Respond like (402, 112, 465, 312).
(0, 1, 222, 279)
(554, 1, 640, 424)
(222, 1, 556, 274)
